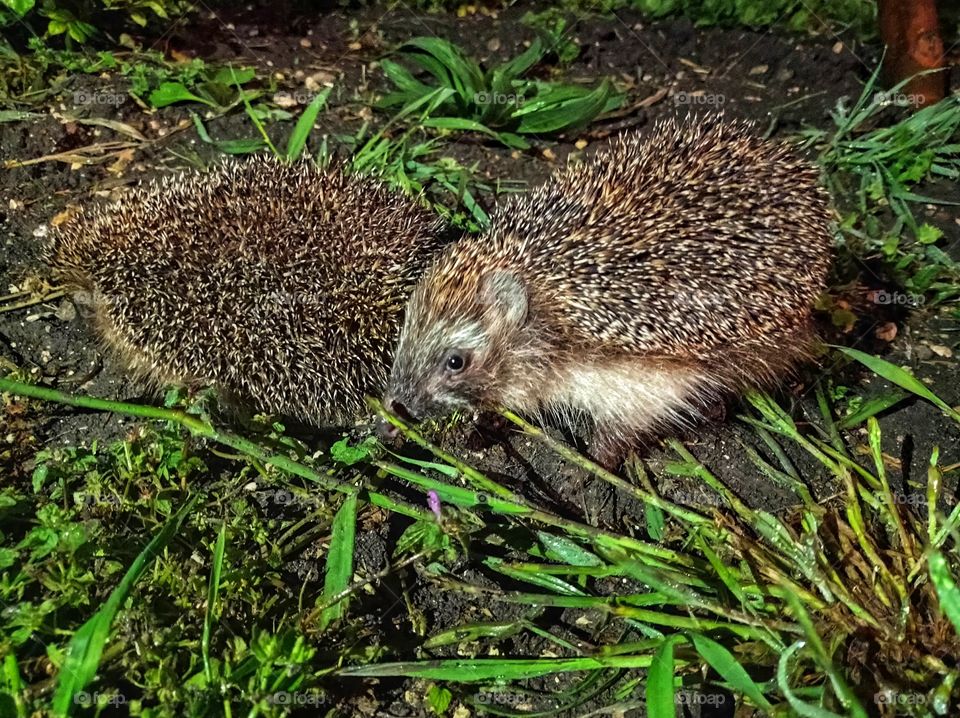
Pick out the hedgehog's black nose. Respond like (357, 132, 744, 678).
(377, 419, 399, 440)
(377, 398, 414, 440)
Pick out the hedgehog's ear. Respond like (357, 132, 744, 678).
(481, 270, 528, 328)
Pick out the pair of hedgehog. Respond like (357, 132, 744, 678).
(49, 116, 833, 464)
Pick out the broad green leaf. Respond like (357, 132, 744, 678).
(211, 66, 256, 85)
(426, 685, 453, 715)
(317, 494, 358, 631)
(513, 80, 612, 133)
(148, 82, 215, 108)
(645, 502, 665, 541)
(421, 116, 502, 140)
(402, 37, 483, 100)
(51, 495, 198, 716)
(537, 531, 603, 567)
(285, 86, 331, 160)
(492, 37, 544, 82)
(331, 436, 377, 465)
(381, 58, 432, 95)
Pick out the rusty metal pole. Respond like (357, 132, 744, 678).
(878, 0, 947, 108)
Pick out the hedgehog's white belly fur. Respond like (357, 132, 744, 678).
(542, 361, 711, 438)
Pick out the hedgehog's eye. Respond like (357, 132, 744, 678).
(444, 352, 467, 374)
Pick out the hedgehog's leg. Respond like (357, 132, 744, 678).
(588, 424, 637, 470)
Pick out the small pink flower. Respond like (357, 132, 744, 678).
(427, 490, 442, 520)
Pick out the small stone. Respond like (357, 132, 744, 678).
(542, 147, 556, 161)
(575, 139, 588, 150)
(272, 92, 299, 108)
(55, 299, 76, 322)
(929, 343, 953, 358)
(486, 37, 500, 52)
(875, 322, 897, 342)
(832, 41, 844, 54)
(748, 64, 768, 75)
(299, 38, 312, 48)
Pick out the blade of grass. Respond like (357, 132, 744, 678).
(688, 632, 774, 712)
(317, 493, 359, 631)
(835, 346, 960, 423)
(777, 642, 847, 718)
(837, 391, 909, 429)
(202, 523, 227, 685)
(339, 655, 663, 681)
(232, 66, 279, 156)
(929, 550, 960, 637)
(285, 87, 331, 160)
(2, 652, 26, 718)
(646, 636, 681, 718)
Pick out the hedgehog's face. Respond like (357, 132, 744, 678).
(381, 270, 529, 434)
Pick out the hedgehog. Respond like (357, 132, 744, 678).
(48, 155, 443, 425)
(382, 116, 833, 463)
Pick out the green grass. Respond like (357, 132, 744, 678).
(802, 65, 960, 304)
(377, 36, 623, 149)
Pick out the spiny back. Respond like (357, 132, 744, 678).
(418, 116, 833, 359)
(49, 155, 443, 424)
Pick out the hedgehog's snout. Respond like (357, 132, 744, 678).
(377, 396, 417, 440)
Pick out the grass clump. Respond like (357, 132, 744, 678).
(803, 67, 960, 305)
(377, 36, 623, 149)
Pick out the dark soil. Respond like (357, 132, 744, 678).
(2, 2, 959, 715)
